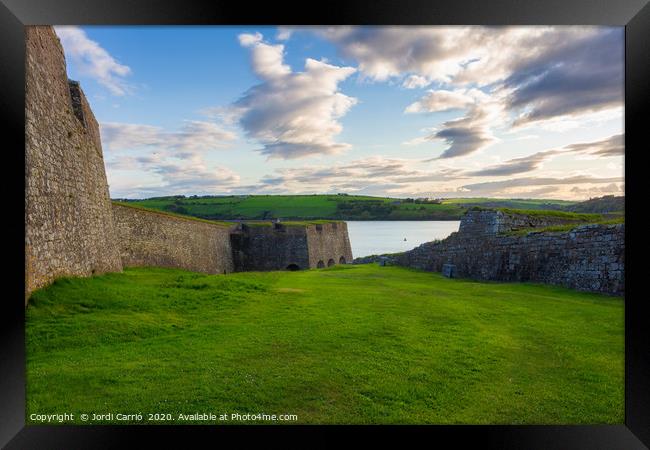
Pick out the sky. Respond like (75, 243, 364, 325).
(53, 26, 625, 200)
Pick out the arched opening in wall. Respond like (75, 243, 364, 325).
(317, 260, 325, 268)
(286, 264, 300, 271)
(339, 256, 346, 264)
(327, 259, 335, 267)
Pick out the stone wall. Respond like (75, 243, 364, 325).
(458, 209, 588, 236)
(230, 222, 353, 271)
(112, 204, 235, 274)
(25, 26, 123, 302)
(306, 222, 353, 267)
(396, 210, 624, 296)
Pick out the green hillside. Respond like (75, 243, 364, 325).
(119, 194, 579, 221)
(564, 195, 624, 214)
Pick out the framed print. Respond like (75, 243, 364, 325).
(1, 0, 648, 448)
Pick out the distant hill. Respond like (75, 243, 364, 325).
(564, 195, 624, 214)
(442, 197, 576, 211)
(117, 194, 581, 221)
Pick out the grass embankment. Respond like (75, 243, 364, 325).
(493, 208, 625, 236)
(496, 208, 602, 222)
(506, 217, 625, 236)
(26, 265, 623, 424)
(122, 195, 577, 221)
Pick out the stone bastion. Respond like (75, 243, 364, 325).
(395, 209, 624, 296)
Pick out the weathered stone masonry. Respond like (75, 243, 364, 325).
(395, 210, 624, 296)
(25, 26, 123, 302)
(230, 222, 353, 271)
(306, 222, 353, 268)
(112, 204, 234, 275)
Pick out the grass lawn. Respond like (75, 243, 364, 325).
(26, 264, 623, 425)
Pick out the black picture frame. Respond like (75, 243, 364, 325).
(1, 0, 648, 448)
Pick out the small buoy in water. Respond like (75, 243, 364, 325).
(404, 238, 407, 241)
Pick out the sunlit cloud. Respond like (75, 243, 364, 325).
(55, 26, 133, 96)
(230, 32, 357, 159)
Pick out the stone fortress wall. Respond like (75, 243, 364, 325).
(395, 209, 624, 296)
(306, 222, 353, 268)
(25, 26, 123, 302)
(230, 222, 353, 271)
(457, 209, 588, 236)
(112, 204, 235, 275)
(24, 26, 354, 302)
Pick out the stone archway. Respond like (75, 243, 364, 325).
(327, 258, 335, 267)
(286, 263, 300, 271)
(317, 260, 325, 268)
(339, 256, 346, 264)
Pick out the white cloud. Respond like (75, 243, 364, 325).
(276, 27, 293, 41)
(108, 157, 240, 198)
(54, 26, 133, 96)
(254, 156, 463, 195)
(100, 120, 237, 157)
(404, 89, 477, 113)
(231, 33, 357, 159)
(402, 75, 430, 89)
(106, 144, 241, 198)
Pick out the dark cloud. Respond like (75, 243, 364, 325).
(465, 134, 624, 177)
(435, 125, 495, 159)
(565, 133, 624, 157)
(466, 150, 559, 176)
(461, 175, 623, 195)
(508, 28, 623, 125)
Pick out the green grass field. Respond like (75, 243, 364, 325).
(122, 195, 578, 221)
(26, 265, 623, 425)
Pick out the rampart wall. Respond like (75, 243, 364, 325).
(395, 210, 624, 296)
(112, 204, 235, 274)
(25, 26, 122, 302)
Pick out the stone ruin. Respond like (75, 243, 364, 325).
(395, 209, 624, 296)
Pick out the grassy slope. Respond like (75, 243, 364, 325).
(129, 194, 464, 220)
(26, 265, 623, 424)
(123, 195, 577, 221)
(443, 197, 577, 209)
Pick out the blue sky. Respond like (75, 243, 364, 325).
(54, 26, 624, 200)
